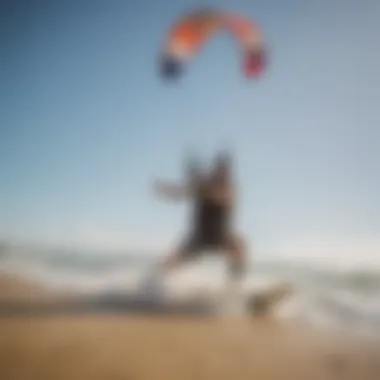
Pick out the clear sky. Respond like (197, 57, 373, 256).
(2, 1, 380, 263)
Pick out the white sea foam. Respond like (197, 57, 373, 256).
(1, 245, 380, 340)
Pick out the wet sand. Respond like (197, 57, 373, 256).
(0, 274, 379, 380)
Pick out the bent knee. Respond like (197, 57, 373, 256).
(227, 234, 247, 257)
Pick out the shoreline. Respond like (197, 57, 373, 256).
(0, 273, 379, 380)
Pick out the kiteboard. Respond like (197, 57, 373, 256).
(134, 281, 293, 318)
(0, 283, 292, 318)
(245, 283, 293, 317)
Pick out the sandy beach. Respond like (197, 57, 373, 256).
(0, 274, 379, 380)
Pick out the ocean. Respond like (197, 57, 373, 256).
(1, 243, 380, 340)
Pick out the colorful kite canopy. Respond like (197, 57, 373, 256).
(159, 8, 267, 80)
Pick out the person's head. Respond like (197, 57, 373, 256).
(184, 150, 203, 187)
(211, 150, 231, 184)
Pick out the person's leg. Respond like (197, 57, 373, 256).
(159, 237, 200, 275)
(217, 234, 247, 312)
(141, 236, 200, 293)
(225, 234, 247, 282)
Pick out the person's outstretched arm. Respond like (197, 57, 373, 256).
(153, 152, 201, 202)
(153, 179, 193, 201)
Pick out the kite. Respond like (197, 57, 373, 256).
(159, 8, 267, 80)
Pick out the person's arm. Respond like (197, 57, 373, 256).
(153, 179, 193, 201)
(153, 154, 200, 202)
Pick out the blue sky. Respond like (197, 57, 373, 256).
(2, 1, 380, 262)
